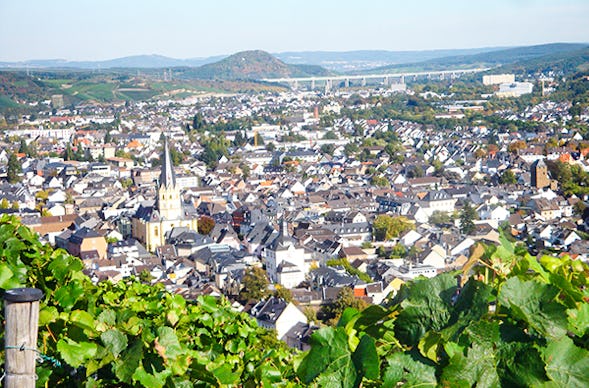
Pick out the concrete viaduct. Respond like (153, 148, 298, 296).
(261, 68, 489, 91)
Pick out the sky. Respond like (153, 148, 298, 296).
(0, 0, 588, 61)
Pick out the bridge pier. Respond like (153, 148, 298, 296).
(383, 76, 389, 86)
(361, 77, 366, 87)
(324, 79, 332, 93)
(344, 78, 349, 88)
(311, 79, 315, 89)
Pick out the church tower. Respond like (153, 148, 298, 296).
(157, 137, 183, 220)
(531, 159, 550, 189)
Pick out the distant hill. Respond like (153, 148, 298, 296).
(178, 50, 332, 80)
(367, 43, 589, 74)
(493, 47, 589, 75)
(0, 55, 226, 70)
(275, 47, 508, 71)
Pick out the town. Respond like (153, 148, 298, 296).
(1, 66, 589, 351)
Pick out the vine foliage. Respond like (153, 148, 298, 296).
(1, 215, 589, 387)
(0, 215, 297, 387)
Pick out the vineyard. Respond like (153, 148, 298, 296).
(1, 214, 588, 387)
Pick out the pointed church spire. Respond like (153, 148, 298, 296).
(160, 135, 176, 188)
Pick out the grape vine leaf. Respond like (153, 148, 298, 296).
(382, 352, 436, 388)
(352, 334, 380, 381)
(393, 272, 457, 346)
(101, 329, 128, 358)
(296, 327, 357, 387)
(56, 338, 98, 368)
(114, 340, 143, 383)
(132, 364, 171, 388)
(543, 336, 589, 387)
(498, 277, 568, 340)
(441, 342, 500, 388)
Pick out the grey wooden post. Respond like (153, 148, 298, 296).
(3, 288, 43, 388)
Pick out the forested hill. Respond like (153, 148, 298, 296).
(493, 46, 589, 75)
(1, 215, 588, 386)
(366, 43, 588, 74)
(177, 50, 332, 80)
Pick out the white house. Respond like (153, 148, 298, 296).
(250, 297, 308, 340)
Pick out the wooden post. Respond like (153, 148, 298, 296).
(4, 288, 43, 388)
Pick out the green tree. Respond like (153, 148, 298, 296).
(238, 267, 269, 303)
(320, 143, 336, 155)
(373, 215, 413, 241)
(390, 243, 407, 258)
(321, 287, 368, 324)
(274, 286, 293, 303)
(407, 165, 424, 178)
(62, 143, 74, 161)
(18, 138, 29, 156)
(6, 152, 22, 183)
(371, 175, 390, 188)
(460, 201, 477, 235)
(0, 198, 9, 209)
(323, 130, 338, 140)
(239, 163, 250, 180)
(429, 210, 452, 226)
(192, 112, 205, 131)
(499, 169, 517, 185)
(139, 268, 153, 283)
(344, 143, 359, 157)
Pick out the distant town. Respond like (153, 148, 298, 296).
(1, 45, 589, 349)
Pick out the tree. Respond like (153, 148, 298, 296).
(192, 113, 205, 131)
(460, 201, 477, 235)
(321, 287, 368, 324)
(6, 152, 21, 183)
(474, 148, 486, 159)
(0, 198, 9, 209)
(62, 143, 74, 161)
(406, 165, 424, 178)
(371, 175, 390, 188)
(303, 306, 317, 323)
(238, 267, 269, 303)
(508, 140, 527, 154)
(429, 210, 452, 226)
(499, 169, 517, 185)
(373, 215, 413, 241)
(323, 130, 338, 140)
(390, 243, 407, 258)
(139, 268, 154, 283)
(198, 216, 215, 235)
(274, 286, 293, 303)
(18, 138, 29, 156)
(320, 143, 335, 155)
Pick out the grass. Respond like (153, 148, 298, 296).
(0, 95, 21, 108)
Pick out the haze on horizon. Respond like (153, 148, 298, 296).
(0, 0, 588, 62)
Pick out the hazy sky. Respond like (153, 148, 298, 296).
(0, 0, 587, 61)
